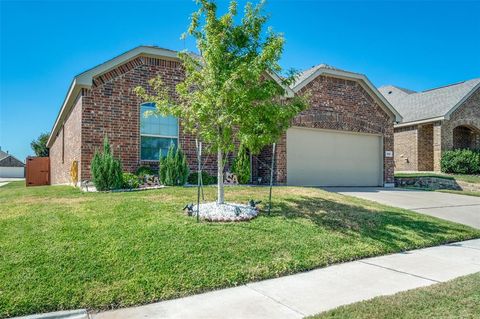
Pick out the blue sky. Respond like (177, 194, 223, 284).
(1, 0, 479, 161)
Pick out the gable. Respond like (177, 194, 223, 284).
(0, 155, 24, 167)
(293, 65, 402, 122)
(448, 87, 480, 122)
(296, 74, 393, 128)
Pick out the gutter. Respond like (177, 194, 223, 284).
(394, 116, 445, 128)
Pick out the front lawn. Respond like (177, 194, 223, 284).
(394, 172, 455, 180)
(395, 172, 480, 184)
(1, 182, 479, 317)
(452, 174, 480, 184)
(309, 272, 480, 319)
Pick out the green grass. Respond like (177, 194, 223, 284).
(308, 272, 480, 319)
(395, 172, 480, 184)
(1, 181, 479, 318)
(451, 174, 480, 184)
(394, 172, 455, 180)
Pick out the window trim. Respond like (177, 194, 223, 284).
(139, 103, 179, 161)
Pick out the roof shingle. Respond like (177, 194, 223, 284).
(379, 78, 480, 123)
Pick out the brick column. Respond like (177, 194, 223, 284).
(433, 122, 442, 172)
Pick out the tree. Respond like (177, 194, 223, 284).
(135, 0, 307, 203)
(31, 133, 50, 157)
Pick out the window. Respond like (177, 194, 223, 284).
(140, 103, 178, 161)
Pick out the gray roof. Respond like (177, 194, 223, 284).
(0, 150, 24, 167)
(0, 149, 8, 161)
(379, 78, 480, 123)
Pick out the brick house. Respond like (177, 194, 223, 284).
(47, 46, 401, 187)
(379, 79, 480, 172)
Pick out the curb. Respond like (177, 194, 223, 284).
(12, 309, 89, 319)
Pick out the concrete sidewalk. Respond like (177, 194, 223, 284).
(0, 177, 24, 187)
(93, 239, 480, 319)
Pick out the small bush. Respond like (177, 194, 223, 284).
(90, 137, 123, 191)
(188, 171, 218, 185)
(122, 172, 140, 189)
(159, 144, 190, 186)
(441, 149, 480, 174)
(232, 144, 251, 184)
(136, 166, 155, 177)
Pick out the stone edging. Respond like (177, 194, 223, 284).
(395, 176, 480, 192)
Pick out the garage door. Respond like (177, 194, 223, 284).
(0, 167, 25, 178)
(286, 127, 382, 186)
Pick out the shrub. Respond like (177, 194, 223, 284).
(136, 165, 155, 177)
(188, 171, 218, 185)
(232, 144, 251, 184)
(441, 149, 480, 174)
(90, 137, 123, 191)
(122, 172, 140, 189)
(159, 144, 190, 186)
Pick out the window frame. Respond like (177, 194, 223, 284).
(139, 102, 179, 161)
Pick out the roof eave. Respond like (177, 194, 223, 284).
(47, 79, 88, 147)
(75, 46, 181, 85)
(394, 116, 445, 128)
(266, 70, 295, 98)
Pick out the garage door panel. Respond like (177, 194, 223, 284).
(287, 128, 382, 186)
(0, 167, 25, 178)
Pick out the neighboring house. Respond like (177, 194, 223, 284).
(0, 148, 25, 178)
(47, 46, 401, 187)
(379, 79, 480, 172)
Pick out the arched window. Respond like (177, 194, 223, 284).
(140, 102, 178, 161)
(453, 125, 479, 150)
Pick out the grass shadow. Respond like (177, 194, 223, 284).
(262, 194, 478, 251)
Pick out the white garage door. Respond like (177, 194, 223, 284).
(0, 167, 25, 178)
(286, 127, 382, 186)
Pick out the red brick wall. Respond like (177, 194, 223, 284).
(80, 56, 218, 180)
(50, 95, 82, 184)
(283, 75, 394, 184)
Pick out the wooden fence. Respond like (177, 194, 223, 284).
(26, 157, 50, 186)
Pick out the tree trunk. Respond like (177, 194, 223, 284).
(217, 148, 224, 204)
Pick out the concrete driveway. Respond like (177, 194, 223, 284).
(326, 188, 480, 229)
